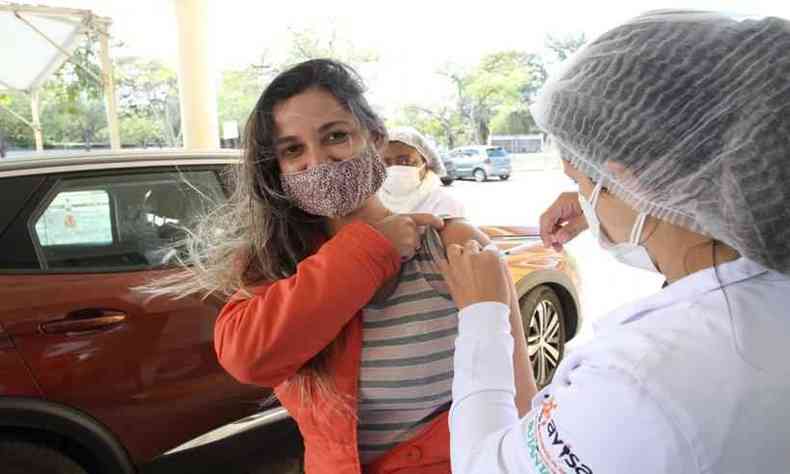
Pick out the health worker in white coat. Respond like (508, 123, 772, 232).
(379, 127, 466, 217)
(439, 10, 790, 474)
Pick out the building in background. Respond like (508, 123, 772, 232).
(488, 134, 545, 153)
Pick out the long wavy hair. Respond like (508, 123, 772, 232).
(147, 59, 387, 406)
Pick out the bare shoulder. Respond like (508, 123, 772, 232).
(439, 219, 491, 247)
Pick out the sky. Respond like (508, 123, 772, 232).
(15, 0, 790, 114)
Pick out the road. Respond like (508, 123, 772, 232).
(443, 156, 664, 347)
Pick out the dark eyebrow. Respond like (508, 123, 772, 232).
(273, 120, 353, 147)
(273, 136, 299, 147)
(318, 120, 353, 133)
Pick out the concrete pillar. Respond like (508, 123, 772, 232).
(172, 0, 220, 150)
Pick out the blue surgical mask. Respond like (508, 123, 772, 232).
(578, 182, 660, 273)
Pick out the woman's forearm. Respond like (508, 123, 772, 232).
(214, 222, 400, 386)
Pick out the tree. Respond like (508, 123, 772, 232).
(119, 115, 164, 147)
(390, 105, 468, 149)
(490, 104, 538, 135)
(246, 25, 380, 86)
(49, 37, 104, 105)
(0, 36, 110, 151)
(0, 67, 108, 151)
(545, 33, 588, 62)
(40, 87, 107, 149)
(215, 26, 381, 142)
(282, 26, 379, 69)
(520, 53, 549, 102)
(218, 66, 265, 128)
(0, 92, 36, 149)
(42, 34, 110, 149)
(435, 51, 546, 145)
(116, 58, 182, 147)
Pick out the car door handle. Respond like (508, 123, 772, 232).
(41, 310, 127, 335)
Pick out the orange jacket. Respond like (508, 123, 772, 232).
(214, 222, 451, 473)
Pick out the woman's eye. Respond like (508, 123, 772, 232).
(280, 145, 302, 159)
(326, 131, 350, 144)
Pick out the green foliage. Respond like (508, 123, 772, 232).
(0, 87, 109, 150)
(490, 104, 538, 135)
(50, 35, 104, 105)
(282, 26, 379, 69)
(218, 66, 264, 127)
(0, 91, 35, 148)
(40, 88, 107, 147)
(389, 105, 470, 150)
(115, 58, 182, 147)
(0, 33, 109, 150)
(119, 115, 164, 147)
(434, 50, 547, 145)
(545, 33, 588, 62)
(217, 27, 379, 140)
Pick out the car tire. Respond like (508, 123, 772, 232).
(473, 169, 487, 182)
(440, 177, 454, 186)
(499, 175, 510, 181)
(0, 440, 87, 474)
(520, 285, 566, 388)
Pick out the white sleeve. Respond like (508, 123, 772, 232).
(434, 191, 466, 218)
(450, 303, 697, 474)
(450, 302, 520, 474)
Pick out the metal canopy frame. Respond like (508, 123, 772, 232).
(0, 3, 120, 151)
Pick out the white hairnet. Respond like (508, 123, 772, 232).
(532, 10, 790, 274)
(388, 127, 447, 176)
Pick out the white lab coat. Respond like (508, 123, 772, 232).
(451, 258, 790, 473)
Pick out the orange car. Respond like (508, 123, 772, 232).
(480, 225, 580, 387)
(0, 151, 579, 473)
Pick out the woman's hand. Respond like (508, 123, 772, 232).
(440, 240, 510, 310)
(539, 191, 588, 251)
(372, 213, 444, 260)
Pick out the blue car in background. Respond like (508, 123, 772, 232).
(440, 153, 458, 186)
(446, 146, 512, 182)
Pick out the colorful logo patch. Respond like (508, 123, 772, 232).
(523, 396, 594, 474)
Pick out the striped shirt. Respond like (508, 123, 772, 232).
(357, 230, 457, 464)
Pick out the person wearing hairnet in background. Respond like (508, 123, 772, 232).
(439, 10, 790, 474)
(379, 127, 466, 217)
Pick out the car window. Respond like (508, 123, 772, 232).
(31, 170, 225, 272)
(486, 148, 508, 157)
(35, 190, 113, 246)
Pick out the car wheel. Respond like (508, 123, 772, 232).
(0, 440, 87, 474)
(473, 169, 487, 182)
(520, 285, 566, 388)
(499, 175, 510, 181)
(440, 177, 454, 186)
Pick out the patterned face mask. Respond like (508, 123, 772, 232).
(280, 146, 387, 218)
